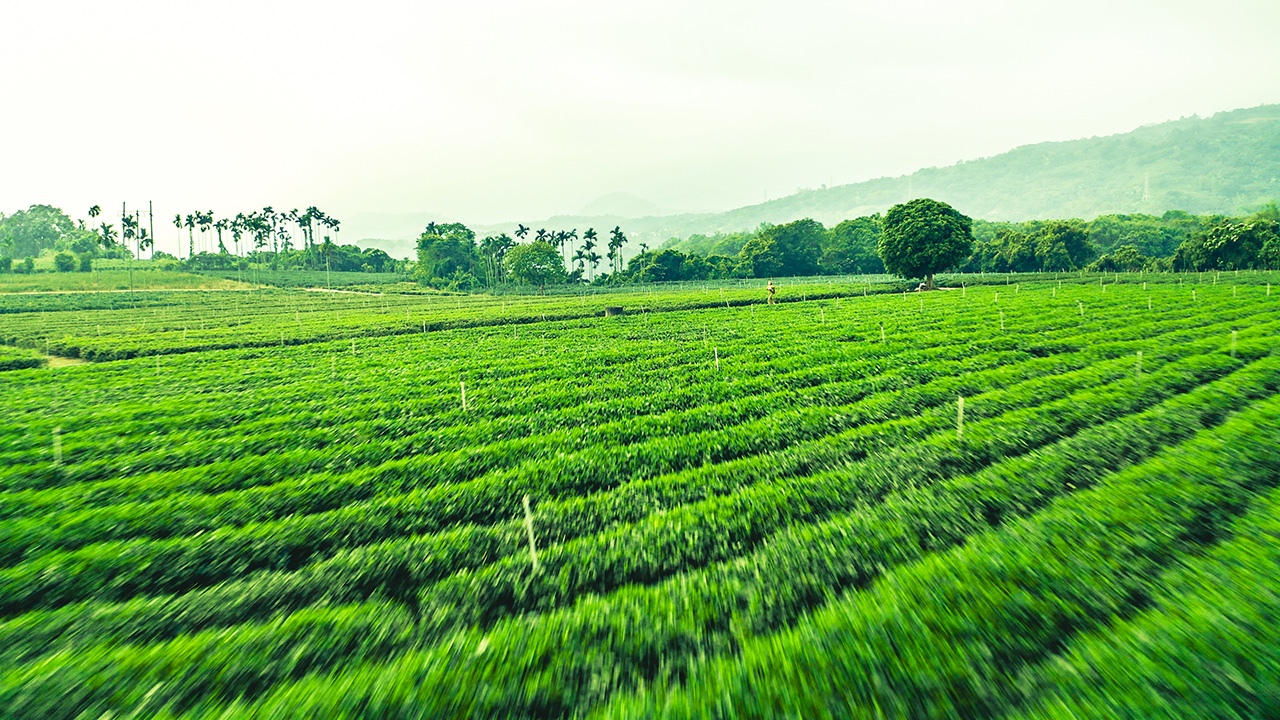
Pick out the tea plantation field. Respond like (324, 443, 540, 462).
(1, 273, 1278, 718)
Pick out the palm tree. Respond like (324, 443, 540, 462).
(199, 211, 214, 254)
(535, 228, 548, 243)
(581, 231, 599, 281)
(320, 236, 336, 288)
(232, 214, 246, 258)
(515, 224, 529, 241)
(121, 214, 138, 252)
(563, 228, 578, 271)
(121, 214, 138, 294)
(259, 207, 276, 255)
(172, 214, 183, 259)
(587, 250, 603, 281)
(215, 218, 229, 254)
(98, 223, 117, 249)
(184, 214, 197, 257)
(609, 226, 628, 275)
(138, 226, 154, 257)
(552, 230, 566, 261)
(88, 205, 101, 232)
(302, 206, 319, 251)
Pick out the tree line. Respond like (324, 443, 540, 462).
(0, 203, 394, 276)
(404, 198, 1280, 293)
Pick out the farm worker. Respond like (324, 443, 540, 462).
(767, 280, 777, 304)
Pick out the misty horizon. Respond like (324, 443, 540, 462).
(3, 0, 1280, 256)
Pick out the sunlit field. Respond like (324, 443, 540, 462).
(1, 271, 1278, 718)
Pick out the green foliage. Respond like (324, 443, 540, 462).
(736, 218, 825, 278)
(966, 220, 1092, 273)
(1, 278, 1279, 718)
(879, 198, 974, 285)
(52, 253, 75, 273)
(0, 346, 44, 371)
(0, 205, 78, 259)
(504, 241, 566, 289)
(1088, 243, 1151, 272)
(624, 248, 714, 282)
(414, 223, 479, 286)
(76, 254, 91, 273)
(606, 396, 1280, 718)
(823, 215, 884, 274)
(1173, 219, 1280, 271)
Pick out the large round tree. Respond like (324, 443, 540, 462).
(878, 198, 973, 289)
(505, 241, 567, 293)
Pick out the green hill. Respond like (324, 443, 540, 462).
(469, 104, 1280, 251)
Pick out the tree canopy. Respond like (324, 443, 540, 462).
(0, 205, 79, 259)
(504, 241, 567, 291)
(736, 218, 825, 278)
(878, 199, 974, 287)
(1172, 219, 1280, 271)
(823, 215, 884, 274)
(415, 223, 479, 286)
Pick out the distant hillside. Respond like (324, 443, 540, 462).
(463, 104, 1279, 252)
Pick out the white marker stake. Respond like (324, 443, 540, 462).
(1143, 282, 1147, 291)
(919, 297, 923, 312)
(962, 284, 966, 297)
(52, 426, 62, 466)
(1052, 287, 1057, 299)
(714, 347, 720, 372)
(1078, 302, 1084, 317)
(821, 308, 825, 323)
(1193, 290, 1197, 302)
(880, 322, 886, 343)
(351, 338, 356, 354)
(957, 396, 965, 441)
(1233, 286, 1237, 297)
(994, 291, 998, 304)
(523, 495, 539, 572)
(1000, 311, 1005, 331)
(1148, 297, 1152, 310)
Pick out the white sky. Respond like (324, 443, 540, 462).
(3, 0, 1279, 253)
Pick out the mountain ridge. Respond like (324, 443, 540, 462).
(352, 103, 1280, 257)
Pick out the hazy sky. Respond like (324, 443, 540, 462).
(4, 0, 1280, 252)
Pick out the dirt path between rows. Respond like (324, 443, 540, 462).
(302, 288, 386, 296)
(46, 356, 90, 367)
